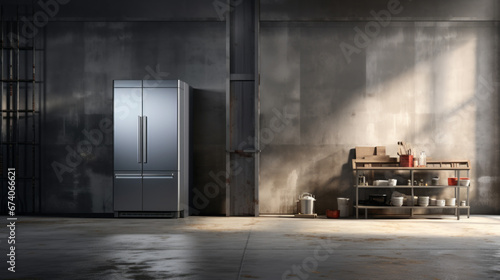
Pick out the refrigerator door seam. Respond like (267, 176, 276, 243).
(143, 115, 148, 163)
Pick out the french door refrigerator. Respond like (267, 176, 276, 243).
(113, 80, 190, 218)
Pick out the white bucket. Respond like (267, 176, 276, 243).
(337, 197, 350, 217)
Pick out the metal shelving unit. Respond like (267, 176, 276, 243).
(0, 3, 41, 214)
(353, 161, 471, 220)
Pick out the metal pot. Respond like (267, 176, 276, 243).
(299, 193, 316, 214)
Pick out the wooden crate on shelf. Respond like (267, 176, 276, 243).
(355, 146, 387, 158)
(352, 158, 399, 169)
(353, 146, 398, 168)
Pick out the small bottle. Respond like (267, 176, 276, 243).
(407, 179, 411, 186)
(419, 151, 427, 167)
(420, 179, 424, 186)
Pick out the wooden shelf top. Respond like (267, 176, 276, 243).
(353, 159, 470, 170)
(354, 205, 470, 209)
(355, 185, 470, 188)
(355, 166, 470, 170)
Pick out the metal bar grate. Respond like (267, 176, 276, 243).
(0, 2, 41, 214)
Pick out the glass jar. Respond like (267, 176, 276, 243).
(418, 151, 427, 167)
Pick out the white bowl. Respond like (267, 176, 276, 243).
(374, 180, 389, 186)
(459, 180, 470, 186)
(445, 198, 456, 206)
(436, 199, 445, 207)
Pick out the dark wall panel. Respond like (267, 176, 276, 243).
(1, 0, 225, 21)
(42, 21, 226, 213)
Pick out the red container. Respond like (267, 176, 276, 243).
(448, 177, 470, 186)
(400, 155, 414, 167)
(326, 209, 340, 219)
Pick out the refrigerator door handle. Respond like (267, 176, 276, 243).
(143, 115, 148, 163)
(137, 116, 142, 163)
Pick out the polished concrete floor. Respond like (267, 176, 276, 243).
(1, 215, 499, 280)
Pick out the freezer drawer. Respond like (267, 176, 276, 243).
(114, 176, 142, 211)
(142, 173, 179, 211)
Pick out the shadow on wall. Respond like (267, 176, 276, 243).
(190, 88, 227, 215)
(293, 148, 356, 215)
(316, 149, 356, 215)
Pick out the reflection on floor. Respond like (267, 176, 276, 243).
(1, 215, 499, 279)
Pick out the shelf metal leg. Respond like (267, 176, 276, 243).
(466, 170, 470, 219)
(355, 170, 359, 219)
(457, 171, 461, 220)
(410, 171, 414, 218)
(356, 190, 358, 219)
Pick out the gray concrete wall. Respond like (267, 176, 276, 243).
(42, 21, 226, 214)
(259, 2, 500, 214)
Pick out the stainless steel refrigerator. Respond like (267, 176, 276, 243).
(113, 80, 190, 218)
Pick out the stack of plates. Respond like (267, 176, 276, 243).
(418, 196, 429, 207)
